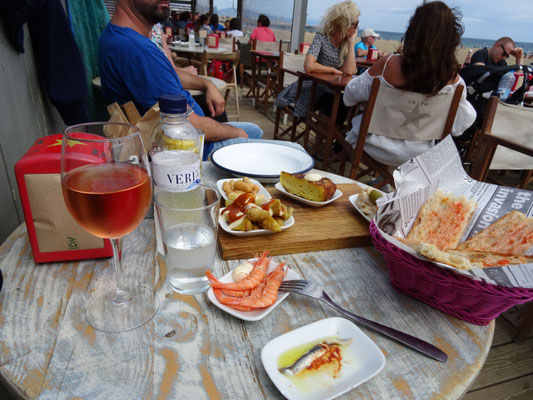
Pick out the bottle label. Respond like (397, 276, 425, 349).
(152, 151, 201, 192)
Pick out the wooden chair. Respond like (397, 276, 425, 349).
(337, 78, 463, 187)
(273, 51, 307, 142)
(199, 50, 240, 120)
(469, 96, 533, 188)
(236, 41, 254, 99)
(252, 40, 279, 113)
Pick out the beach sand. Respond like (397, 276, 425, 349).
(285, 30, 533, 66)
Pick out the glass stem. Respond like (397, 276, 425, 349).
(111, 238, 132, 306)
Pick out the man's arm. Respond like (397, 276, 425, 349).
(188, 112, 247, 141)
(512, 47, 524, 65)
(176, 71, 226, 117)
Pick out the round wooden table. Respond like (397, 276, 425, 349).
(0, 164, 494, 399)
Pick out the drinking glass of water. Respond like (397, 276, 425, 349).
(155, 185, 220, 294)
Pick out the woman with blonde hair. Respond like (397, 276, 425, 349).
(276, 1, 359, 120)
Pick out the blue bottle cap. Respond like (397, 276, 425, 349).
(159, 94, 187, 114)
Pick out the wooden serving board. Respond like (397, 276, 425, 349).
(217, 183, 371, 259)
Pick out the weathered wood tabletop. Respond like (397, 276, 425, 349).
(0, 164, 494, 399)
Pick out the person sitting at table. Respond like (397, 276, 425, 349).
(178, 11, 190, 34)
(470, 37, 524, 67)
(99, 0, 304, 159)
(195, 14, 212, 36)
(355, 28, 383, 59)
(226, 18, 244, 38)
(275, 1, 359, 123)
(248, 14, 276, 45)
(185, 13, 199, 36)
(342, 1, 476, 166)
(209, 14, 224, 33)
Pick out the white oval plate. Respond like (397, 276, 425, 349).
(275, 182, 343, 207)
(206, 260, 300, 321)
(349, 184, 384, 223)
(218, 212, 295, 237)
(261, 317, 386, 400)
(216, 178, 271, 201)
(211, 143, 314, 183)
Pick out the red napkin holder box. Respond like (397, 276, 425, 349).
(299, 43, 310, 54)
(14, 134, 113, 263)
(207, 34, 219, 48)
(367, 48, 379, 61)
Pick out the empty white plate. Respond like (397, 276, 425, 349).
(211, 143, 314, 183)
(261, 317, 386, 400)
(275, 182, 343, 207)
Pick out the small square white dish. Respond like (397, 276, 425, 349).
(206, 260, 300, 321)
(275, 182, 343, 207)
(216, 178, 271, 202)
(261, 317, 386, 400)
(218, 212, 295, 237)
(349, 184, 384, 223)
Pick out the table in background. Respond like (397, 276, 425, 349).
(0, 163, 494, 399)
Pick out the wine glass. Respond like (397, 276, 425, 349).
(61, 122, 158, 333)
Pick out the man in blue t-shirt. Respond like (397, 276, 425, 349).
(354, 28, 382, 59)
(99, 0, 269, 159)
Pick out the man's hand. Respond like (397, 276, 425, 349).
(205, 84, 226, 117)
(230, 126, 248, 138)
(512, 47, 524, 64)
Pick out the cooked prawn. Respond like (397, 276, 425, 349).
(205, 271, 251, 297)
(239, 263, 286, 309)
(207, 251, 271, 291)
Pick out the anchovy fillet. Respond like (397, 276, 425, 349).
(278, 338, 353, 376)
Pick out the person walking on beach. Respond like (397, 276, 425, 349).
(342, 1, 476, 166)
(355, 28, 383, 59)
(470, 37, 524, 66)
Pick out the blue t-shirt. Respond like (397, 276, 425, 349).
(98, 23, 204, 116)
(354, 41, 377, 59)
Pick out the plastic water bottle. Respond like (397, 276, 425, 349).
(150, 94, 204, 205)
(497, 71, 516, 101)
(188, 32, 195, 49)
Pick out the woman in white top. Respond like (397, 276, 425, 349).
(343, 1, 476, 166)
(226, 18, 244, 37)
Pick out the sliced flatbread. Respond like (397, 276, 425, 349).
(456, 210, 533, 256)
(406, 189, 477, 250)
(414, 243, 533, 270)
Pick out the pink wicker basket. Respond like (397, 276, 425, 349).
(369, 221, 533, 325)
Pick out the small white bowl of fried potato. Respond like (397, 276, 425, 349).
(217, 177, 271, 204)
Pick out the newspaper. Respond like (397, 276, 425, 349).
(375, 135, 533, 289)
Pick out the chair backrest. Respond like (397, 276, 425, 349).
(218, 37, 236, 52)
(199, 50, 240, 81)
(255, 40, 278, 52)
(362, 78, 463, 141)
(278, 52, 306, 87)
(470, 96, 533, 179)
(236, 41, 253, 67)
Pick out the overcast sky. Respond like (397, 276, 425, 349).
(215, 0, 531, 42)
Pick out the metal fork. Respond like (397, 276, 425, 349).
(279, 280, 448, 363)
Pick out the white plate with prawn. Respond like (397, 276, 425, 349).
(206, 254, 300, 321)
(261, 317, 386, 400)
